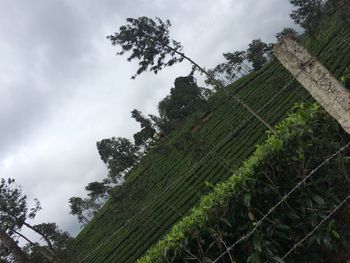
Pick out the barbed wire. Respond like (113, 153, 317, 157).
(281, 193, 350, 260)
(212, 141, 350, 263)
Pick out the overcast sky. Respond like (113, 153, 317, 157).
(0, 0, 298, 237)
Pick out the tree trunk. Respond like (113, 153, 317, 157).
(22, 222, 54, 252)
(7, 211, 54, 252)
(10, 228, 56, 263)
(0, 228, 31, 263)
(165, 45, 208, 75)
(10, 228, 34, 245)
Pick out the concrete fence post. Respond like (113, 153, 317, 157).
(273, 35, 350, 134)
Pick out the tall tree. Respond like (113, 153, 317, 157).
(158, 76, 207, 123)
(131, 110, 157, 148)
(246, 39, 271, 71)
(108, 16, 276, 133)
(223, 51, 251, 75)
(107, 16, 206, 79)
(23, 223, 77, 263)
(68, 196, 102, 227)
(97, 137, 140, 181)
(85, 181, 110, 200)
(207, 51, 251, 85)
(289, 0, 324, 33)
(0, 178, 35, 262)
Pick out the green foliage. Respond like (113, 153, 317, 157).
(275, 27, 298, 41)
(171, 131, 207, 161)
(246, 39, 271, 71)
(96, 137, 140, 181)
(158, 76, 209, 136)
(210, 39, 272, 86)
(75, 17, 350, 262)
(206, 51, 250, 85)
(107, 17, 184, 79)
(324, 0, 350, 18)
(0, 178, 28, 230)
(69, 196, 102, 226)
(289, 0, 324, 33)
(110, 180, 147, 218)
(131, 110, 157, 148)
(138, 104, 350, 262)
(341, 67, 350, 88)
(0, 179, 77, 262)
(68, 180, 112, 227)
(85, 181, 110, 200)
(24, 223, 79, 263)
(289, 0, 350, 34)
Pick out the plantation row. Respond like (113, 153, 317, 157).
(75, 17, 350, 262)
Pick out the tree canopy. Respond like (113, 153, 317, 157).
(68, 196, 102, 227)
(289, 0, 324, 33)
(158, 76, 207, 123)
(97, 137, 140, 181)
(107, 16, 184, 79)
(85, 181, 110, 200)
(246, 39, 271, 71)
(0, 178, 76, 262)
(131, 110, 157, 148)
(207, 51, 251, 85)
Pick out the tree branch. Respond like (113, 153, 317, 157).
(0, 228, 31, 263)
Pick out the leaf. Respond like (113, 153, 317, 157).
(248, 211, 255, 221)
(331, 229, 340, 239)
(247, 252, 261, 263)
(244, 192, 252, 207)
(307, 235, 317, 247)
(219, 218, 232, 228)
(312, 195, 325, 205)
(203, 257, 213, 263)
(276, 224, 291, 232)
(253, 238, 262, 252)
(275, 231, 289, 240)
(271, 256, 285, 263)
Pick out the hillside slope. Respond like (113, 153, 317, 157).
(75, 18, 350, 262)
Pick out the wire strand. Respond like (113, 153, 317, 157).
(281, 194, 350, 260)
(212, 141, 350, 263)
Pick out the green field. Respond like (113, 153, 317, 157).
(75, 17, 350, 262)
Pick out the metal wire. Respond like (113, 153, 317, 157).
(212, 141, 350, 263)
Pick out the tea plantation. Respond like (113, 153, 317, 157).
(75, 17, 350, 262)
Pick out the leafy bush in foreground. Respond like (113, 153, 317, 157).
(139, 103, 350, 263)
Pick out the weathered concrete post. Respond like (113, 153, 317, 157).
(274, 35, 350, 134)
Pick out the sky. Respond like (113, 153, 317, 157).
(0, 0, 298, 238)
